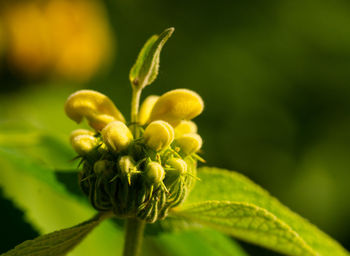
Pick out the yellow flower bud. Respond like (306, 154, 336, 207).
(138, 95, 159, 125)
(119, 155, 136, 175)
(101, 121, 133, 153)
(176, 133, 202, 155)
(69, 129, 95, 143)
(166, 158, 187, 175)
(145, 162, 165, 184)
(149, 89, 204, 126)
(64, 90, 125, 131)
(0, 19, 6, 59)
(143, 121, 174, 151)
(71, 134, 98, 155)
(174, 120, 198, 138)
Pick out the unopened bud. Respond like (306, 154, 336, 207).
(166, 158, 187, 176)
(101, 121, 133, 153)
(176, 133, 202, 155)
(119, 155, 136, 176)
(143, 121, 174, 151)
(174, 120, 197, 138)
(145, 162, 165, 184)
(71, 134, 98, 155)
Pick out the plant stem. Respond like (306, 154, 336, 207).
(131, 88, 142, 138)
(122, 218, 146, 256)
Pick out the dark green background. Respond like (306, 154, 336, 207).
(1, 0, 350, 255)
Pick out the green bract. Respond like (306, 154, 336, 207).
(78, 127, 198, 222)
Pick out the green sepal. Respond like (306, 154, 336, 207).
(129, 27, 174, 89)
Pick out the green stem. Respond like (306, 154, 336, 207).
(131, 88, 142, 138)
(122, 218, 146, 256)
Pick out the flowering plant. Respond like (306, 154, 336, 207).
(1, 28, 348, 256)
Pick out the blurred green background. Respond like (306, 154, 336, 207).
(0, 0, 350, 255)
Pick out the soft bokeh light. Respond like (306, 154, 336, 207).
(0, 0, 113, 81)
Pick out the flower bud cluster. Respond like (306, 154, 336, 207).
(66, 89, 203, 223)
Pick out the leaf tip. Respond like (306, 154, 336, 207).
(159, 27, 175, 39)
(166, 27, 175, 34)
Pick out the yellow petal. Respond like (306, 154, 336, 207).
(143, 121, 174, 151)
(69, 129, 95, 143)
(86, 114, 116, 131)
(64, 90, 125, 131)
(101, 121, 133, 153)
(71, 134, 98, 156)
(138, 95, 159, 125)
(174, 120, 198, 138)
(149, 89, 204, 126)
(176, 133, 202, 155)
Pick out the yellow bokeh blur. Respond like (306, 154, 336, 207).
(0, 0, 114, 81)
(0, 19, 5, 59)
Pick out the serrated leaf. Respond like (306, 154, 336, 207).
(171, 167, 349, 256)
(129, 28, 174, 89)
(0, 213, 108, 256)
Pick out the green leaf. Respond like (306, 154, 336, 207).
(54, 170, 87, 200)
(129, 27, 174, 89)
(0, 146, 80, 203)
(0, 145, 124, 256)
(155, 228, 248, 256)
(0, 213, 109, 256)
(143, 215, 203, 235)
(172, 167, 349, 256)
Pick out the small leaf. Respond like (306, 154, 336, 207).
(171, 167, 349, 256)
(129, 28, 174, 89)
(0, 213, 110, 256)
